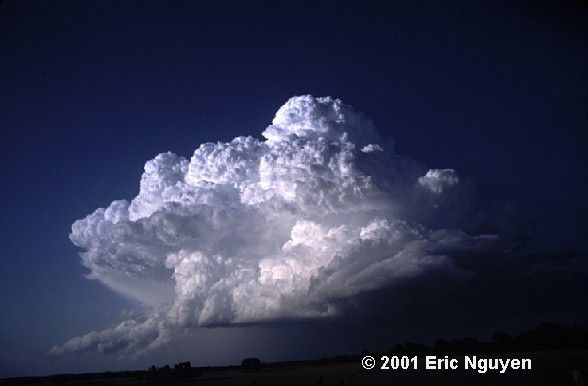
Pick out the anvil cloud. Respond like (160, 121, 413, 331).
(52, 96, 505, 355)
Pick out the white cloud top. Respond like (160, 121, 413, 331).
(418, 168, 459, 194)
(53, 95, 502, 355)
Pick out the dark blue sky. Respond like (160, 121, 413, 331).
(0, 0, 586, 377)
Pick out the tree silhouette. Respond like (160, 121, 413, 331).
(242, 357, 262, 372)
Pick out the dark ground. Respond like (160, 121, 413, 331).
(1, 350, 586, 386)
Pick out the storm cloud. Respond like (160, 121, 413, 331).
(52, 96, 510, 355)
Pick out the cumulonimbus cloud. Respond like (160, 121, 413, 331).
(52, 95, 509, 355)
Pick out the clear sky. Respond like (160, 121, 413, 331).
(0, 0, 586, 378)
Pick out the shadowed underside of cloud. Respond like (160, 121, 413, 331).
(52, 95, 514, 356)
